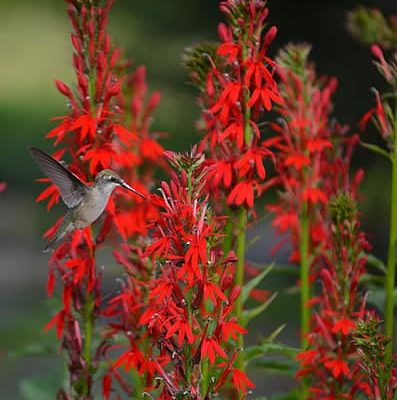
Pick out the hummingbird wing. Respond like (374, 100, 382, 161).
(30, 146, 89, 208)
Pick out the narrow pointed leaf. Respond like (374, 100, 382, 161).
(366, 253, 387, 274)
(361, 141, 392, 161)
(241, 262, 274, 304)
(250, 359, 297, 376)
(360, 273, 384, 285)
(266, 324, 286, 343)
(272, 390, 301, 400)
(244, 340, 300, 362)
(242, 292, 278, 325)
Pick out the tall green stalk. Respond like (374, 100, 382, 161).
(235, 206, 247, 372)
(80, 236, 96, 398)
(73, 285, 95, 398)
(299, 198, 310, 398)
(384, 105, 397, 363)
(299, 199, 310, 349)
(223, 208, 234, 256)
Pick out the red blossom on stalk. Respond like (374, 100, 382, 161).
(182, 0, 280, 334)
(270, 43, 372, 397)
(297, 180, 371, 397)
(268, 43, 340, 264)
(352, 35, 397, 399)
(33, 0, 161, 397)
(110, 149, 252, 399)
(184, 0, 282, 211)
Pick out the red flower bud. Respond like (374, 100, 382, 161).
(71, 34, 82, 53)
(371, 44, 384, 60)
(229, 285, 241, 303)
(218, 23, 229, 42)
(264, 26, 277, 46)
(55, 80, 72, 97)
(221, 273, 234, 290)
(147, 92, 161, 114)
(110, 48, 121, 68)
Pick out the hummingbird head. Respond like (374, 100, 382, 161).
(95, 170, 145, 199)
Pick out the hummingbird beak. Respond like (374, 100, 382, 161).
(120, 181, 146, 199)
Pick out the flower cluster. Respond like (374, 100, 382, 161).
(105, 64, 164, 243)
(100, 65, 166, 398)
(34, 0, 151, 397)
(297, 183, 371, 398)
(183, 1, 281, 380)
(185, 0, 281, 210)
(112, 149, 253, 399)
(268, 43, 338, 264)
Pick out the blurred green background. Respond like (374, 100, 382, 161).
(0, 0, 394, 398)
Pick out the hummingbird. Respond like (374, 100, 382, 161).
(30, 146, 145, 252)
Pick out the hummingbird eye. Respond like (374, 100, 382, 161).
(110, 176, 117, 183)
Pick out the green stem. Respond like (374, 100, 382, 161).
(299, 200, 310, 348)
(235, 206, 247, 372)
(200, 359, 209, 397)
(78, 227, 96, 398)
(385, 108, 397, 363)
(299, 199, 310, 398)
(223, 207, 234, 256)
(82, 291, 95, 395)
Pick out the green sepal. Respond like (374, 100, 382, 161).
(241, 262, 274, 305)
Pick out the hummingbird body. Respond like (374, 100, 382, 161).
(30, 147, 145, 252)
(73, 172, 121, 228)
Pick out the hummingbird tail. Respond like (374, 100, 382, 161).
(43, 221, 74, 253)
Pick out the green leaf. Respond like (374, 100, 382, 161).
(20, 378, 57, 400)
(10, 342, 56, 359)
(244, 340, 300, 363)
(241, 262, 274, 305)
(271, 390, 301, 400)
(360, 273, 384, 285)
(241, 292, 278, 325)
(361, 141, 392, 161)
(249, 262, 298, 277)
(366, 285, 397, 310)
(251, 359, 297, 376)
(267, 324, 286, 342)
(366, 254, 387, 274)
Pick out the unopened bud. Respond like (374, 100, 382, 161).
(221, 273, 234, 290)
(371, 44, 384, 60)
(147, 91, 161, 113)
(264, 26, 278, 46)
(218, 23, 229, 42)
(55, 80, 72, 97)
(229, 285, 241, 303)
